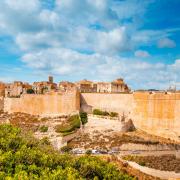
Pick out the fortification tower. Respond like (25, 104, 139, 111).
(49, 76, 53, 83)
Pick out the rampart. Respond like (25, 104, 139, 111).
(2, 91, 180, 140)
(4, 91, 80, 116)
(132, 92, 180, 140)
(0, 97, 4, 111)
(81, 92, 180, 141)
(80, 93, 134, 114)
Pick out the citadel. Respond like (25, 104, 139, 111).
(0, 76, 179, 142)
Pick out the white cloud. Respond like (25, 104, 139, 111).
(134, 50, 150, 58)
(5, 0, 40, 12)
(95, 27, 131, 54)
(158, 38, 176, 48)
(20, 47, 179, 89)
(0, 0, 179, 89)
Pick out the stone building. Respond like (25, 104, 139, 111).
(76, 79, 97, 93)
(5, 81, 32, 97)
(97, 78, 130, 93)
(97, 82, 111, 93)
(59, 81, 76, 91)
(111, 78, 129, 93)
(33, 76, 57, 94)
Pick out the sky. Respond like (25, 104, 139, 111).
(0, 0, 179, 90)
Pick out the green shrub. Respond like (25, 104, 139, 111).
(60, 146, 72, 153)
(93, 109, 118, 117)
(80, 112, 88, 125)
(93, 109, 103, 115)
(0, 124, 135, 179)
(139, 161, 146, 166)
(39, 125, 48, 132)
(27, 89, 35, 94)
(40, 137, 51, 145)
(102, 111, 109, 116)
(110, 112, 118, 117)
(85, 149, 92, 155)
(55, 115, 80, 133)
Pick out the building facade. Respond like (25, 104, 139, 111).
(5, 81, 32, 97)
(76, 79, 97, 93)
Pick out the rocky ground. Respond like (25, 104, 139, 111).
(123, 154, 180, 173)
(0, 111, 71, 148)
(68, 129, 180, 151)
(1, 111, 180, 152)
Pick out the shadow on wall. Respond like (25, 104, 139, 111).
(80, 94, 93, 113)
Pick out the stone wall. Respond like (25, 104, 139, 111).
(132, 92, 180, 141)
(81, 92, 180, 141)
(0, 97, 4, 111)
(0, 83, 5, 97)
(4, 90, 80, 116)
(2, 91, 180, 140)
(81, 93, 134, 115)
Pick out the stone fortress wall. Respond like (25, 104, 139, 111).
(3, 90, 80, 116)
(0, 97, 4, 111)
(132, 92, 180, 140)
(80, 93, 134, 115)
(1, 91, 180, 140)
(81, 92, 180, 141)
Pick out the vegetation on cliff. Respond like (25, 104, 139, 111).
(0, 124, 134, 179)
(93, 109, 118, 117)
(80, 112, 88, 125)
(55, 115, 80, 134)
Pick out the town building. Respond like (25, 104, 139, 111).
(97, 78, 130, 93)
(59, 81, 76, 91)
(5, 81, 32, 97)
(32, 76, 57, 94)
(76, 79, 97, 93)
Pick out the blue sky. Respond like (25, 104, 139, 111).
(0, 0, 179, 90)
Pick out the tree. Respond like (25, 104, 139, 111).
(27, 89, 35, 94)
(80, 112, 88, 125)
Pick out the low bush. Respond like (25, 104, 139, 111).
(93, 109, 103, 115)
(39, 125, 48, 132)
(102, 111, 109, 116)
(27, 89, 35, 94)
(60, 145, 72, 153)
(55, 115, 80, 133)
(93, 109, 118, 117)
(86, 149, 92, 155)
(110, 112, 118, 117)
(80, 112, 88, 125)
